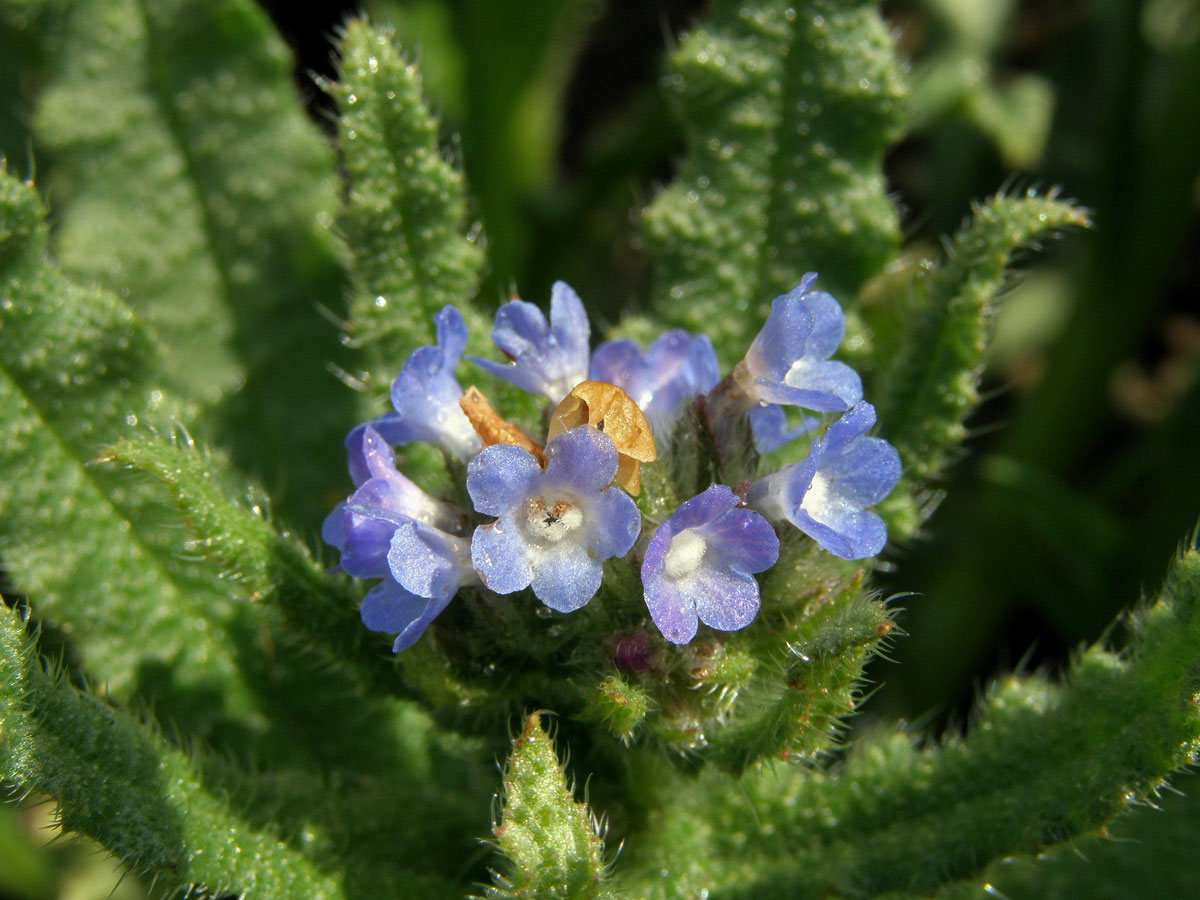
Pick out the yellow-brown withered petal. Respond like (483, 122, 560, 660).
(548, 381, 656, 494)
(459, 385, 545, 461)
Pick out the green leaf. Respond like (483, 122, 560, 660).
(1, 606, 489, 899)
(700, 556, 894, 773)
(101, 433, 401, 697)
(485, 713, 615, 900)
(878, 192, 1090, 492)
(619, 542, 1200, 899)
(329, 16, 542, 471)
(19, 0, 350, 526)
(0, 166, 260, 739)
(0, 170, 441, 780)
(333, 18, 486, 392)
(0, 606, 350, 900)
(640, 0, 907, 361)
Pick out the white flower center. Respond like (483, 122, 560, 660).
(801, 472, 831, 516)
(524, 497, 584, 545)
(663, 528, 707, 580)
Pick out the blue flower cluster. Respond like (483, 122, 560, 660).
(325, 277, 901, 650)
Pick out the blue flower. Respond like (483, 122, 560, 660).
(323, 425, 476, 651)
(747, 403, 817, 454)
(589, 330, 719, 437)
(470, 281, 590, 403)
(353, 306, 481, 463)
(322, 426, 466, 578)
(360, 580, 452, 653)
(746, 402, 901, 560)
(641, 485, 779, 645)
(466, 425, 641, 612)
(736, 274, 862, 413)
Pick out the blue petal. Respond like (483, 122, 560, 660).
(748, 404, 816, 453)
(321, 502, 347, 551)
(584, 487, 642, 559)
(641, 488, 774, 643)
(360, 579, 449, 652)
(821, 402, 877, 456)
(346, 464, 462, 535)
(466, 443, 542, 517)
(591, 331, 719, 434)
(434, 304, 468, 363)
(387, 520, 469, 601)
(338, 511, 396, 579)
(782, 359, 863, 409)
(689, 565, 761, 632)
(541, 426, 619, 495)
(743, 275, 818, 383)
(491, 299, 552, 360)
(669, 484, 737, 531)
(357, 425, 399, 480)
(799, 289, 846, 360)
(589, 339, 641, 387)
(471, 521, 532, 594)
(744, 455, 820, 523)
(702, 506, 780, 575)
(345, 418, 403, 485)
(549, 281, 590, 373)
(530, 543, 603, 613)
(471, 285, 590, 402)
(795, 507, 887, 560)
(387, 308, 480, 460)
(643, 572, 700, 645)
(821, 436, 902, 508)
(752, 377, 855, 412)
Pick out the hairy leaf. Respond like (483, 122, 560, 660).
(19, 0, 349, 526)
(485, 713, 615, 900)
(878, 192, 1090, 487)
(0, 607, 471, 900)
(620, 543, 1200, 899)
(333, 18, 486, 391)
(641, 0, 906, 361)
(0, 167, 261, 738)
(102, 434, 401, 696)
(0, 170, 456, 781)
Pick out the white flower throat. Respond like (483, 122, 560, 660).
(663, 528, 707, 579)
(524, 497, 583, 544)
(801, 472, 831, 515)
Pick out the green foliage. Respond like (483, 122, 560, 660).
(0, 607, 349, 899)
(908, 0, 1055, 169)
(621, 546, 1200, 899)
(16, 0, 350, 526)
(0, 166, 260, 740)
(879, 192, 1090, 488)
(641, 0, 907, 361)
(486, 713, 614, 900)
(333, 19, 486, 391)
(101, 434, 403, 695)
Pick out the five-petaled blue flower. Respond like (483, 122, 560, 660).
(642, 485, 779, 644)
(323, 425, 476, 651)
(352, 305, 481, 463)
(589, 330, 720, 437)
(747, 402, 901, 560)
(470, 281, 590, 404)
(467, 425, 641, 612)
(736, 272, 863, 414)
